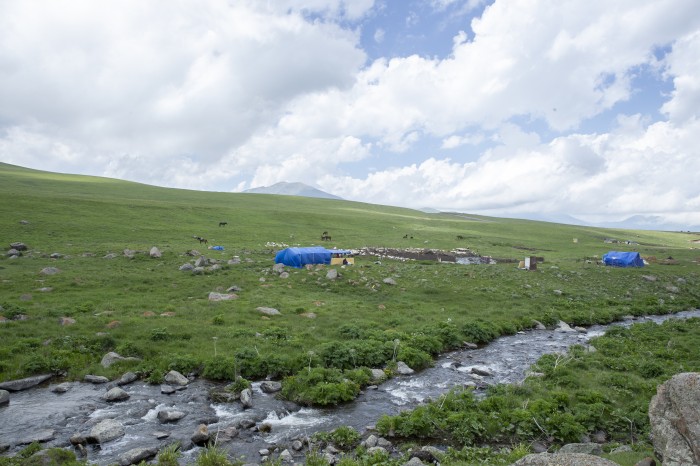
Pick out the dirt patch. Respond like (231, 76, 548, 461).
(356, 247, 517, 264)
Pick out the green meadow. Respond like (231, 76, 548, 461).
(1, 162, 700, 462)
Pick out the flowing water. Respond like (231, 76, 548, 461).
(1, 310, 699, 464)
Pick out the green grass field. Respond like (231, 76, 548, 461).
(1, 162, 700, 463)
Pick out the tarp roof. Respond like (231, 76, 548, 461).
(602, 251, 645, 267)
(274, 247, 352, 268)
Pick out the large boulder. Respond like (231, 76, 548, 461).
(649, 372, 700, 465)
(164, 370, 189, 386)
(0, 374, 53, 391)
(0, 390, 9, 406)
(260, 381, 282, 393)
(119, 447, 158, 466)
(149, 247, 162, 258)
(89, 419, 125, 444)
(103, 387, 130, 402)
(513, 453, 618, 465)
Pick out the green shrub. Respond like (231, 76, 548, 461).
(150, 328, 172, 341)
(314, 426, 361, 450)
(461, 320, 499, 344)
(157, 442, 181, 466)
(281, 367, 362, 406)
(195, 445, 232, 466)
(203, 356, 235, 381)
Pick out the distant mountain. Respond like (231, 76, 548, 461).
(243, 181, 342, 200)
(596, 215, 699, 232)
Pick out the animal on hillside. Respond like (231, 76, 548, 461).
(219, 222, 228, 227)
(403, 234, 414, 239)
(456, 235, 464, 240)
(321, 231, 331, 241)
(194, 236, 208, 245)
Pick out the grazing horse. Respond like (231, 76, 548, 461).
(219, 222, 228, 227)
(194, 236, 208, 245)
(321, 231, 331, 241)
(456, 235, 464, 240)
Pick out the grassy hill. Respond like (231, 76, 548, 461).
(1, 161, 699, 385)
(1, 162, 700, 463)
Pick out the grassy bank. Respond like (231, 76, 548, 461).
(1, 161, 699, 400)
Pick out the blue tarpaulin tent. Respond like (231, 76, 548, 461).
(602, 251, 645, 267)
(274, 247, 352, 268)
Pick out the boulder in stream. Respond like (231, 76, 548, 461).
(0, 389, 9, 406)
(191, 424, 210, 445)
(164, 370, 189, 386)
(157, 409, 186, 423)
(89, 419, 125, 444)
(119, 446, 158, 466)
(0, 374, 53, 391)
(103, 387, 130, 402)
(84, 375, 110, 384)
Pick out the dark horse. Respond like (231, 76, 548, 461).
(219, 222, 228, 227)
(321, 231, 331, 241)
(195, 236, 208, 245)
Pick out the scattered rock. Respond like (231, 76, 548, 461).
(272, 263, 285, 273)
(370, 369, 387, 384)
(470, 367, 492, 377)
(161, 385, 176, 395)
(299, 312, 317, 318)
(89, 419, 125, 444)
(326, 269, 339, 280)
(553, 289, 563, 296)
(117, 372, 138, 386)
(103, 387, 130, 402)
(404, 457, 425, 466)
(179, 263, 194, 271)
(59, 317, 76, 326)
(84, 375, 110, 384)
(0, 390, 9, 406)
(208, 292, 239, 301)
(17, 429, 55, 445)
(513, 453, 618, 465)
(260, 381, 282, 393)
(118, 447, 158, 466)
(257, 307, 281, 316)
(6, 248, 20, 257)
(555, 321, 575, 333)
(383, 277, 397, 285)
(240, 388, 253, 409)
(642, 275, 658, 282)
(40, 267, 60, 275)
(191, 424, 210, 445)
(532, 320, 546, 330)
(153, 431, 170, 440)
(367, 446, 387, 455)
(463, 342, 478, 349)
(363, 434, 378, 448)
(51, 382, 71, 393)
(279, 449, 293, 462)
(396, 361, 414, 375)
(123, 249, 137, 259)
(164, 370, 189, 386)
(103, 253, 118, 259)
(157, 409, 187, 423)
(0, 374, 53, 391)
(10, 242, 27, 251)
(49, 252, 63, 259)
(149, 247, 162, 258)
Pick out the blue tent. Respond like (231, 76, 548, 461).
(274, 247, 352, 268)
(602, 251, 645, 267)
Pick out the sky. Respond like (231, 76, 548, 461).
(1, 0, 700, 228)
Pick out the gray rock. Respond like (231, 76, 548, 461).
(370, 369, 387, 384)
(553, 289, 563, 296)
(367, 446, 387, 455)
(403, 457, 425, 466)
(89, 419, 125, 444)
(326, 269, 339, 280)
(6, 248, 20, 257)
(84, 375, 110, 384)
(260, 381, 282, 393)
(377, 437, 392, 448)
(0, 389, 9, 406)
(649, 372, 700, 466)
(179, 263, 194, 271)
(101, 351, 126, 368)
(0, 374, 53, 391)
(194, 256, 208, 267)
(642, 275, 658, 282)
(471, 367, 492, 377)
(396, 361, 414, 375)
(555, 321, 575, 332)
(257, 306, 281, 316)
(103, 253, 118, 259)
(119, 447, 158, 466)
(164, 370, 189, 386)
(383, 277, 397, 285)
(272, 263, 285, 273)
(240, 388, 253, 409)
(363, 434, 378, 448)
(10, 242, 27, 251)
(292, 440, 304, 451)
(161, 384, 177, 395)
(51, 382, 71, 393)
(17, 429, 55, 445)
(117, 372, 138, 386)
(208, 292, 238, 301)
(153, 431, 170, 440)
(191, 424, 210, 445)
(157, 409, 186, 423)
(558, 443, 603, 455)
(149, 247, 162, 258)
(279, 272, 290, 279)
(215, 426, 239, 442)
(513, 453, 618, 465)
(533, 320, 546, 330)
(279, 449, 293, 462)
(103, 387, 130, 402)
(123, 249, 137, 259)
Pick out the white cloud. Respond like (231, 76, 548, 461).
(1, 0, 699, 226)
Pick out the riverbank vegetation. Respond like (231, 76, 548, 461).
(1, 162, 699, 463)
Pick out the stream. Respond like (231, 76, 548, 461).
(1, 309, 699, 465)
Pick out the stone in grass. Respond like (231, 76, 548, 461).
(256, 307, 281, 316)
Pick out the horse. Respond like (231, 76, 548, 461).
(219, 222, 228, 227)
(321, 233, 331, 241)
(195, 236, 208, 245)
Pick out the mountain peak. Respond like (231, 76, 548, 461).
(243, 182, 342, 200)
